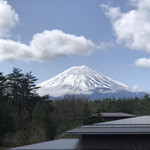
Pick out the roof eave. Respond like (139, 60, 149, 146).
(65, 132, 150, 135)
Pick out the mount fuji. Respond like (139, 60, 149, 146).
(37, 65, 147, 100)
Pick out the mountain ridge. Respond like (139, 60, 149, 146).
(37, 65, 147, 100)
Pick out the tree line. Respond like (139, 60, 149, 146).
(0, 68, 150, 148)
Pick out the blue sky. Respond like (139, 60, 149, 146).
(0, 0, 150, 91)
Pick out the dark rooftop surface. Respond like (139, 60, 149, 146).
(100, 112, 136, 117)
(11, 139, 80, 150)
(66, 116, 150, 135)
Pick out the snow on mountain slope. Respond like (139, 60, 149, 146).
(37, 65, 147, 100)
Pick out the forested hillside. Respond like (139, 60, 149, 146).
(0, 68, 150, 148)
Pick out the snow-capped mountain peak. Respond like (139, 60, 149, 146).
(37, 65, 147, 100)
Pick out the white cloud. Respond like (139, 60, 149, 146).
(101, 0, 150, 53)
(132, 85, 139, 91)
(30, 30, 99, 61)
(0, 30, 106, 62)
(101, 4, 122, 21)
(0, 1, 109, 62)
(134, 58, 150, 68)
(0, 0, 102, 62)
(0, 0, 19, 37)
(101, 0, 150, 69)
(0, 39, 31, 62)
(129, 85, 141, 92)
(130, 0, 150, 9)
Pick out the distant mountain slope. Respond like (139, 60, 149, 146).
(37, 65, 147, 100)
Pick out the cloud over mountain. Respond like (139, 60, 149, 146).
(30, 30, 99, 61)
(0, 1, 107, 62)
(0, 30, 105, 62)
(134, 58, 150, 68)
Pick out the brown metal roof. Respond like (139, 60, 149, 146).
(101, 112, 136, 117)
